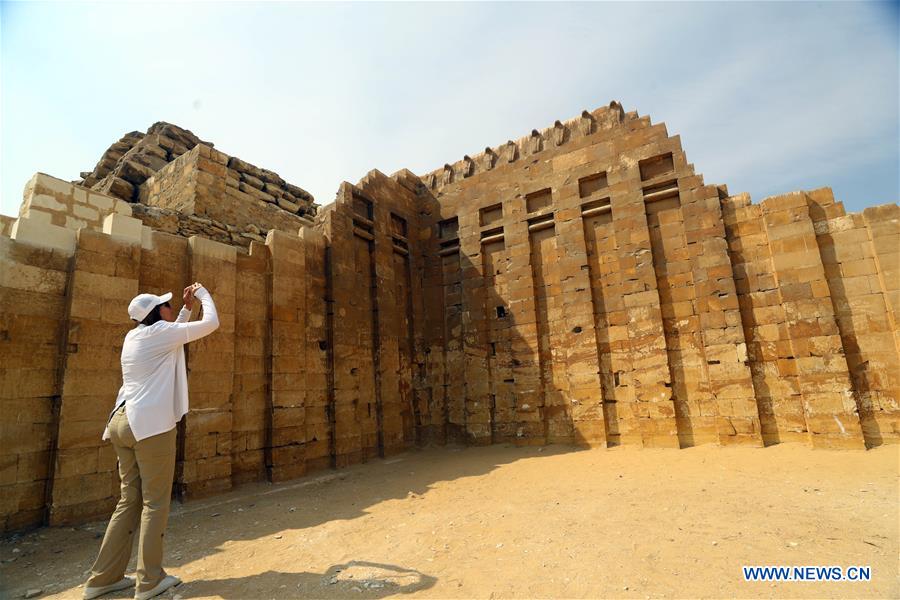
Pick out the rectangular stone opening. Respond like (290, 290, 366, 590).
(481, 226, 504, 244)
(439, 217, 459, 240)
(582, 197, 612, 225)
(639, 152, 675, 181)
(391, 213, 408, 253)
(352, 193, 373, 221)
(525, 188, 552, 213)
(578, 172, 608, 198)
(642, 179, 679, 204)
(439, 239, 460, 256)
(480, 203, 503, 227)
(645, 195, 681, 215)
(390, 213, 407, 238)
(527, 213, 555, 233)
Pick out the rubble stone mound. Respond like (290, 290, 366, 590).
(75, 122, 316, 217)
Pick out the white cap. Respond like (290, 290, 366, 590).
(128, 292, 173, 322)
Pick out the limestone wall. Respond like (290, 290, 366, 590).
(19, 173, 133, 233)
(319, 169, 426, 466)
(0, 237, 69, 531)
(1, 102, 897, 534)
(415, 104, 898, 450)
(0, 207, 335, 531)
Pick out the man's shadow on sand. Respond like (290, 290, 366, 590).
(173, 560, 436, 599)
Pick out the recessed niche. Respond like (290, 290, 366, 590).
(496, 306, 507, 318)
(525, 188, 552, 213)
(351, 193, 373, 220)
(642, 179, 679, 203)
(581, 197, 611, 213)
(578, 172, 608, 198)
(439, 217, 459, 239)
(527, 213, 555, 232)
(481, 226, 504, 241)
(480, 203, 503, 227)
(581, 197, 612, 225)
(390, 213, 407, 238)
(645, 195, 680, 215)
(639, 153, 674, 181)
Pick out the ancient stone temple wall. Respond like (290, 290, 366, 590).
(319, 170, 426, 466)
(1, 103, 897, 533)
(415, 104, 898, 452)
(417, 104, 764, 448)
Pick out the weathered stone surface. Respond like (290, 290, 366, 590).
(2, 101, 896, 534)
(276, 196, 299, 213)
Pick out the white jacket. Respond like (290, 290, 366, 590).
(103, 287, 219, 441)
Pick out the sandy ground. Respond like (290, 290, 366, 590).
(1, 443, 897, 600)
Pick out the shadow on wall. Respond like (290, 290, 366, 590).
(416, 187, 584, 448)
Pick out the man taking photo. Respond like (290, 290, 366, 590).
(82, 282, 219, 600)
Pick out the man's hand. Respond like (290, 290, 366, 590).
(182, 285, 195, 311)
(182, 282, 203, 311)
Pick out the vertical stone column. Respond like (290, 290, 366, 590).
(440, 246, 466, 442)
(0, 234, 70, 530)
(179, 236, 236, 498)
(682, 183, 762, 446)
(231, 242, 269, 484)
(723, 198, 806, 445)
(581, 198, 640, 445)
(506, 216, 546, 444)
(761, 193, 864, 449)
(372, 211, 404, 454)
(300, 227, 331, 472)
(863, 204, 900, 346)
(327, 188, 380, 466)
(612, 185, 678, 448)
(862, 204, 900, 443)
(419, 216, 449, 443)
(458, 210, 492, 444)
(388, 246, 417, 450)
(51, 227, 142, 524)
(265, 230, 307, 481)
(812, 199, 900, 446)
(407, 209, 430, 447)
(529, 224, 566, 442)
(483, 235, 514, 443)
(555, 201, 608, 446)
(328, 205, 361, 466)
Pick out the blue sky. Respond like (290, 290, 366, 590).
(1, 1, 897, 217)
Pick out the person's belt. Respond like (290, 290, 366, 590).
(107, 399, 127, 424)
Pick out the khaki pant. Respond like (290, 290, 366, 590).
(85, 407, 176, 593)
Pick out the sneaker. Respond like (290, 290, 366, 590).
(83, 577, 135, 599)
(134, 575, 181, 600)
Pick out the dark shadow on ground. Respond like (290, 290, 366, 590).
(181, 561, 436, 599)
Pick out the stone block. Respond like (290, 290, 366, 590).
(10, 217, 76, 255)
(102, 213, 143, 244)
